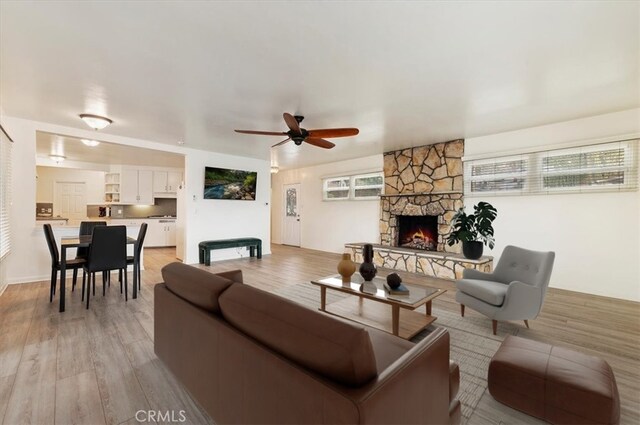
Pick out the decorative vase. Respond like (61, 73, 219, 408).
(462, 241, 483, 260)
(337, 253, 356, 283)
(359, 244, 377, 282)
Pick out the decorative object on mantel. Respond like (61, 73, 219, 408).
(359, 244, 377, 281)
(447, 201, 497, 260)
(337, 253, 356, 283)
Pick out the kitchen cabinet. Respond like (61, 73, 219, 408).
(153, 171, 182, 195)
(145, 219, 176, 247)
(120, 169, 153, 204)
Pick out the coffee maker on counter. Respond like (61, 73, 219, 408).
(98, 206, 111, 217)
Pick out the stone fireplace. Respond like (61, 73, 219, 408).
(380, 139, 464, 253)
(346, 139, 493, 280)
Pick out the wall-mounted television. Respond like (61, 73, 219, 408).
(203, 166, 257, 200)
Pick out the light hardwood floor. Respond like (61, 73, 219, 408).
(1, 245, 638, 424)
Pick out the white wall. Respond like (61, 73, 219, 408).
(0, 116, 270, 285)
(183, 152, 270, 263)
(465, 108, 640, 301)
(271, 155, 382, 253)
(36, 166, 106, 205)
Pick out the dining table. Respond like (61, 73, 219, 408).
(58, 235, 138, 312)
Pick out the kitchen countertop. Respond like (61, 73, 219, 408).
(36, 217, 69, 221)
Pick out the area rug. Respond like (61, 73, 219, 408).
(274, 282, 520, 424)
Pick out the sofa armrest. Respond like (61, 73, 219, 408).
(499, 280, 543, 320)
(215, 269, 243, 283)
(340, 328, 452, 424)
(462, 268, 494, 281)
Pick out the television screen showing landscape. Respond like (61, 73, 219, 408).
(204, 167, 257, 200)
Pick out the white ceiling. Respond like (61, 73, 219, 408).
(36, 132, 184, 168)
(1, 1, 638, 169)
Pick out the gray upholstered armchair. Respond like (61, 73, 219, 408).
(455, 245, 555, 335)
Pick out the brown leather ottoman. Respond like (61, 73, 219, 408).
(488, 335, 620, 425)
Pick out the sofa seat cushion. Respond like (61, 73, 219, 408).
(489, 335, 620, 425)
(161, 263, 234, 313)
(456, 279, 507, 306)
(219, 283, 378, 387)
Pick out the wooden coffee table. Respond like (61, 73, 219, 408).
(310, 273, 446, 340)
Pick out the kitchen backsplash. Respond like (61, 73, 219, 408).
(87, 198, 177, 218)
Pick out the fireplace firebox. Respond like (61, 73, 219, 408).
(397, 215, 438, 251)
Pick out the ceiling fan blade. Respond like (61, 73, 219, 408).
(271, 138, 291, 148)
(307, 128, 359, 138)
(304, 138, 335, 149)
(235, 130, 287, 136)
(283, 113, 301, 135)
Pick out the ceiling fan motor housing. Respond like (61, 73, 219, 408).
(291, 128, 309, 145)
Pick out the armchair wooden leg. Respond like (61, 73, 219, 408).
(492, 320, 498, 335)
(524, 320, 529, 329)
(460, 304, 465, 317)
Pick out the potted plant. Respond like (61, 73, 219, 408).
(447, 201, 497, 259)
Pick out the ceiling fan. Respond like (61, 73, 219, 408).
(235, 113, 359, 149)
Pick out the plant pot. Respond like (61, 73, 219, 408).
(337, 253, 356, 283)
(462, 241, 483, 260)
(359, 244, 377, 282)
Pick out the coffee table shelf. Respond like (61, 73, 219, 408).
(310, 273, 445, 339)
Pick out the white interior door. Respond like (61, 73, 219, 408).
(55, 182, 86, 219)
(282, 183, 301, 246)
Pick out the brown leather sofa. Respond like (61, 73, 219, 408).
(155, 262, 461, 424)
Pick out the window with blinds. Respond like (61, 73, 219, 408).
(322, 172, 384, 200)
(0, 126, 13, 259)
(465, 140, 638, 196)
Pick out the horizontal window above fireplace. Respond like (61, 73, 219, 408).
(322, 172, 384, 201)
(465, 140, 638, 196)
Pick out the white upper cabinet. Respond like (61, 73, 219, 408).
(120, 169, 154, 205)
(138, 170, 154, 204)
(120, 169, 139, 204)
(153, 170, 182, 196)
(167, 171, 182, 192)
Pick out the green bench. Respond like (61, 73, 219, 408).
(198, 238, 262, 266)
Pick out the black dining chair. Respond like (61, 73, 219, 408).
(126, 222, 148, 291)
(82, 225, 128, 309)
(43, 224, 85, 303)
(74, 221, 106, 291)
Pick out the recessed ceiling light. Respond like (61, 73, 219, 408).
(81, 139, 100, 147)
(79, 113, 113, 130)
(49, 154, 66, 163)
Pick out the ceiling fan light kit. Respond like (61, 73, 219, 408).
(235, 112, 359, 150)
(79, 113, 113, 130)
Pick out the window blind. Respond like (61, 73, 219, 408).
(464, 139, 639, 196)
(322, 172, 384, 201)
(0, 125, 13, 259)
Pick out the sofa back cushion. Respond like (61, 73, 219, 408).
(161, 262, 234, 313)
(219, 284, 378, 387)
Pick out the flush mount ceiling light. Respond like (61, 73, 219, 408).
(79, 113, 113, 130)
(270, 166, 279, 174)
(49, 154, 66, 163)
(81, 139, 100, 147)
